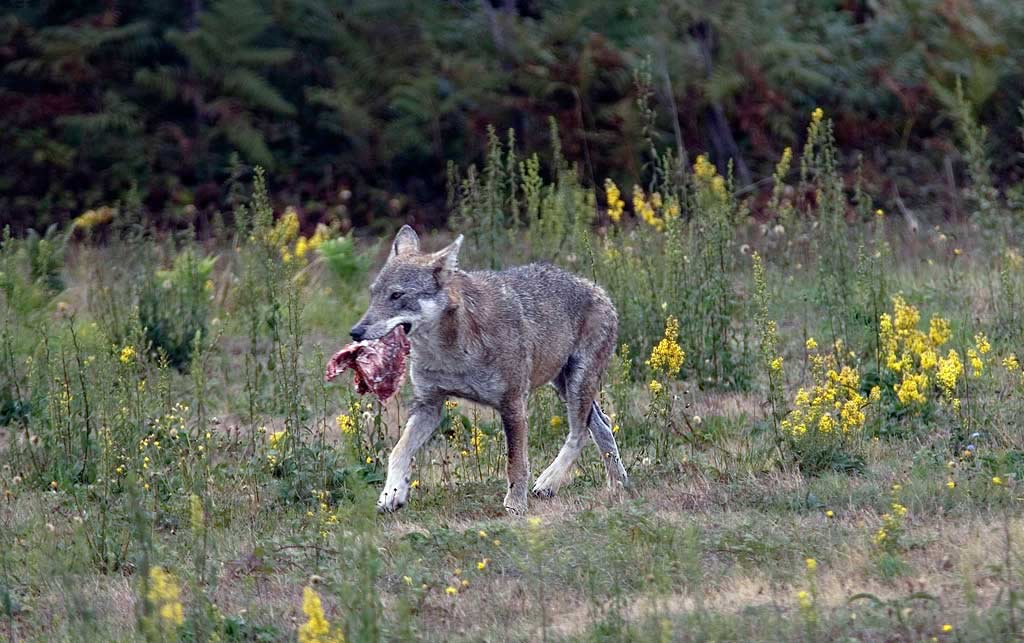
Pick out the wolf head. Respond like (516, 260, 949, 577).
(350, 225, 463, 341)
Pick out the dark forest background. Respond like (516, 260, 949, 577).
(3, 0, 1023, 234)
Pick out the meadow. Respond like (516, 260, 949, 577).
(4, 100, 1024, 642)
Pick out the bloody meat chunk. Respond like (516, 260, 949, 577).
(324, 324, 411, 402)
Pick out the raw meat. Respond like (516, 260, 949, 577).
(324, 324, 410, 402)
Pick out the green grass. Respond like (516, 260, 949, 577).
(4, 108, 1024, 641)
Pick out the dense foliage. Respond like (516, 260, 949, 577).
(3, 0, 1024, 232)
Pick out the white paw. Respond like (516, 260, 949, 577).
(377, 481, 410, 513)
(532, 464, 567, 498)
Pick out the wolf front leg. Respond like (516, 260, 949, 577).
(378, 397, 442, 513)
(500, 396, 530, 515)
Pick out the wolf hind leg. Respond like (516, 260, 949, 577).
(534, 329, 627, 497)
(532, 417, 588, 498)
(564, 318, 628, 492)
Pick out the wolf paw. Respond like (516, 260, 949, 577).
(532, 464, 566, 498)
(531, 486, 556, 499)
(377, 483, 409, 513)
(504, 489, 528, 516)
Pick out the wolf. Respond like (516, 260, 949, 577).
(350, 225, 629, 514)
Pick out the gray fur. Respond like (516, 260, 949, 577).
(353, 225, 629, 514)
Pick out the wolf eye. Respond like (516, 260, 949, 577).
(389, 291, 404, 301)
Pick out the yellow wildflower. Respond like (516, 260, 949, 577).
(445, 586, 458, 596)
(929, 317, 951, 347)
(269, 430, 287, 450)
(975, 333, 991, 355)
(632, 185, 663, 232)
(693, 154, 717, 181)
(967, 348, 983, 377)
(147, 566, 185, 629)
(477, 558, 489, 570)
(895, 373, 928, 405)
(770, 357, 783, 372)
(796, 590, 812, 609)
(805, 558, 817, 571)
(805, 337, 818, 351)
(298, 586, 344, 643)
(936, 350, 963, 399)
(604, 179, 625, 223)
(818, 414, 835, 433)
(550, 416, 563, 428)
(336, 414, 355, 435)
(73, 206, 115, 230)
(648, 379, 663, 396)
(993, 476, 1003, 486)
(647, 316, 685, 377)
(811, 107, 824, 123)
(119, 345, 136, 364)
(1004, 354, 1020, 372)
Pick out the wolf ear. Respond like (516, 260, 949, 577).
(431, 234, 463, 281)
(390, 225, 420, 259)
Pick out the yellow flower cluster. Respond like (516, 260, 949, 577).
(873, 485, 907, 550)
(268, 207, 301, 257)
(604, 179, 624, 223)
(874, 502, 907, 545)
(1004, 354, 1020, 372)
(879, 296, 961, 407)
(73, 205, 115, 230)
(470, 425, 484, 454)
(147, 566, 185, 629)
(962, 332, 989, 378)
(336, 413, 355, 435)
(299, 586, 344, 643)
(1003, 353, 1024, 388)
(692, 154, 727, 201)
(781, 339, 867, 437)
(308, 489, 340, 540)
(269, 430, 287, 450)
(796, 590, 812, 610)
(119, 345, 136, 364)
(295, 223, 332, 260)
(632, 185, 664, 232)
(646, 315, 685, 378)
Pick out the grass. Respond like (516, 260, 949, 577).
(4, 107, 1024, 642)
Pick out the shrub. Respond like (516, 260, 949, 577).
(138, 248, 215, 369)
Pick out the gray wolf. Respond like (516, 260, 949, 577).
(350, 225, 629, 514)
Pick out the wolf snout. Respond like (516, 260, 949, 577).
(350, 325, 366, 341)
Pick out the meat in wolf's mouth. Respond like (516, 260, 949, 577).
(324, 324, 410, 401)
